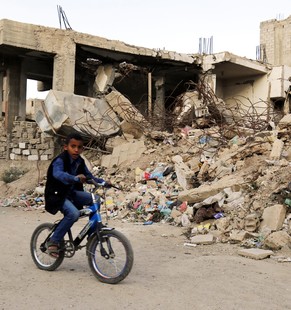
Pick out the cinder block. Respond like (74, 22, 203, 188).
(40, 155, 49, 160)
(19, 142, 27, 149)
(12, 148, 22, 155)
(28, 155, 39, 161)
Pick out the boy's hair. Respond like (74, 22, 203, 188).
(65, 132, 84, 145)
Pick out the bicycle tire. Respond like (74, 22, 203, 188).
(30, 222, 65, 271)
(87, 229, 134, 284)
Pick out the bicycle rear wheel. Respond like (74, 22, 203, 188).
(30, 222, 64, 271)
(87, 229, 134, 284)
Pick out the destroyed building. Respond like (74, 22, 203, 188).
(0, 16, 290, 150)
(0, 16, 291, 257)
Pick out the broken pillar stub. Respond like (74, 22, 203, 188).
(172, 155, 193, 190)
(94, 65, 115, 93)
(153, 76, 166, 130)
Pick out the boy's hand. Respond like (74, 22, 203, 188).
(77, 174, 86, 183)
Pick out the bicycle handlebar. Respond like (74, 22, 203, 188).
(86, 178, 121, 190)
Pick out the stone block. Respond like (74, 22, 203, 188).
(263, 231, 291, 250)
(190, 234, 215, 244)
(229, 230, 248, 242)
(22, 149, 30, 155)
(12, 148, 22, 155)
(28, 155, 39, 161)
(40, 155, 49, 161)
(43, 149, 54, 155)
(9, 153, 21, 160)
(260, 204, 287, 231)
(269, 139, 284, 160)
(238, 248, 273, 260)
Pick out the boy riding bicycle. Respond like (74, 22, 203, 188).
(44, 132, 110, 257)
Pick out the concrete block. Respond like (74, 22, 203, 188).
(260, 204, 287, 231)
(264, 231, 291, 250)
(95, 65, 115, 92)
(19, 142, 27, 149)
(40, 155, 49, 160)
(269, 138, 284, 160)
(12, 148, 22, 155)
(244, 213, 260, 232)
(22, 149, 30, 155)
(9, 153, 21, 160)
(238, 248, 273, 260)
(28, 155, 39, 161)
(229, 230, 248, 242)
(190, 234, 215, 245)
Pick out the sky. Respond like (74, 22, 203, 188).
(0, 0, 290, 98)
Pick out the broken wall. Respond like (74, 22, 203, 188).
(0, 119, 55, 161)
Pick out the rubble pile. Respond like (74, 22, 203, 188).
(1, 122, 291, 258)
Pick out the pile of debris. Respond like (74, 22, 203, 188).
(2, 116, 291, 259)
(91, 122, 291, 254)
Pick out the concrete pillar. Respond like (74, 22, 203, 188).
(53, 52, 75, 93)
(0, 71, 3, 115)
(18, 70, 27, 120)
(154, 76, 166, 128)
(94, 65, 115, 93)
(148, 72, 152, 117)
(4, 58, 22, 132)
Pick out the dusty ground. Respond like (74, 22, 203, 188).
(0, 206, 291, 310)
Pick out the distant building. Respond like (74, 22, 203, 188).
(260, 15, 291, 66)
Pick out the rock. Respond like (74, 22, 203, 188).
(263, 231, 291, 250)
(260, 204, 287, 231)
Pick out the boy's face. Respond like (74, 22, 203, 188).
(64, 138, 84, 160)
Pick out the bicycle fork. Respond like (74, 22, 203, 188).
(96, 223, 115, 259)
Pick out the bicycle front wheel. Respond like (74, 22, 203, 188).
(87, 229, 134, 284)
(30, 222, 64, 271)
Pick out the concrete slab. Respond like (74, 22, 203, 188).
(238, 248, 274, 260)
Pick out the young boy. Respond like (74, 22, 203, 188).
(44, 132, 108, 257)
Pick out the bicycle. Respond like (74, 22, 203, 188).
(30, 179, 134, 284)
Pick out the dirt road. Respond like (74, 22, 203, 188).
(0, 206, 290, 310)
